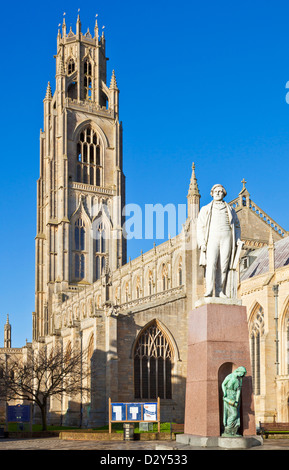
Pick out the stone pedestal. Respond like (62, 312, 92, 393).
(177, 300, 262, 448)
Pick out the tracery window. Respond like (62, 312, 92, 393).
(94, 222, 107, 281)
(250, 304, 265, 395)
(68, 58, 75, 75)
(134, 321, 172, 400)
(84, 58, 92, 100)
(76, 126, 101, 186)
(74, 219, 86, 281)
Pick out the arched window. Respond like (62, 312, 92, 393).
(75, 219, 85, 251)
(68, 58, 75, 75)
(74, 219, 86, 281)
(75, 126, 101, 186)
(250, 304, 265, 395)
(134, 321, 172, 400)
(93, 222, 107, 281)
(84, 58, 92, 100)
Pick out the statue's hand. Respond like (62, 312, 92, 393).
(201, 244, 207, 252)
(236, 239, 243, 247)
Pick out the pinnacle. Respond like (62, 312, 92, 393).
(187, 162, 200, 198)
(45, 82, 52, 100)
(110, 70, 118, 90)
(58, 57, 65, 75)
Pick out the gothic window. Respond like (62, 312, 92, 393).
(74, 219, 86, 281)
(95, 168, 101, 186)
(76, 126, 101, 186)
(67, 82, 77, 100)
(134, 321, 172, 400)
(95, 256, 100, 280)
(94, 222, 107, 281)
(250, 304, 265, 395)
(68, 58, 75, 75)
(84, 58, 92, 100)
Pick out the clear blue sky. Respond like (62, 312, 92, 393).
(1, 0, 289, 347)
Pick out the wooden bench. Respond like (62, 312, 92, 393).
(259, 422, 289, 438)
(170, 423, 184, 437)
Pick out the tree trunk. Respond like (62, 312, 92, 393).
(39, 403, 47, 431)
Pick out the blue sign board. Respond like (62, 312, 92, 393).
(110, 402, 157, 422)
(7, 405, 31, 423)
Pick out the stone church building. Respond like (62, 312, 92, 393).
(1, 15, 289, 428)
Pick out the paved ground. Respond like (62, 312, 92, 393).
(0, 436, 288, 451)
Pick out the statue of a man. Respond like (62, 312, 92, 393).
(197, 184, 242, 298)
(222, 366, 247, 437)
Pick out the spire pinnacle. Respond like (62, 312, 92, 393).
(187, 162, 200, 198)
(187, 163, 200, 220)
(94, 14, 99, 39)
(62, 12, 67, 37)
(76, 11, 81, 34)
(57, 57, 65, 75)
(45, 81, 52, 100)
(110, 70, 118, 90)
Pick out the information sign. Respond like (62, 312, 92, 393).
(109, 397, 160, 433)
(7, 404, 31, 423)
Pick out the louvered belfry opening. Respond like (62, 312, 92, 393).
(134, 321, 172, 400)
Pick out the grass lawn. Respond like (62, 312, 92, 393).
(2, 422, 176, 433)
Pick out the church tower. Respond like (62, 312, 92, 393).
(34, 15, 126, 340)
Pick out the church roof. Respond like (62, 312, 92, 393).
(241, 235, 289, 280)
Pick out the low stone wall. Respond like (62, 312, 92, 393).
(7, 431, 60, 439)
(59, 430, 175, 441)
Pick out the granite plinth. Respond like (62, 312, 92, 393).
(184, 301, 257, 439)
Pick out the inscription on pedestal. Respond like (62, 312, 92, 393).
(213, 349, 245, 362)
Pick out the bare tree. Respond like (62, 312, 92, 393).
(0, 345, 90, 431)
